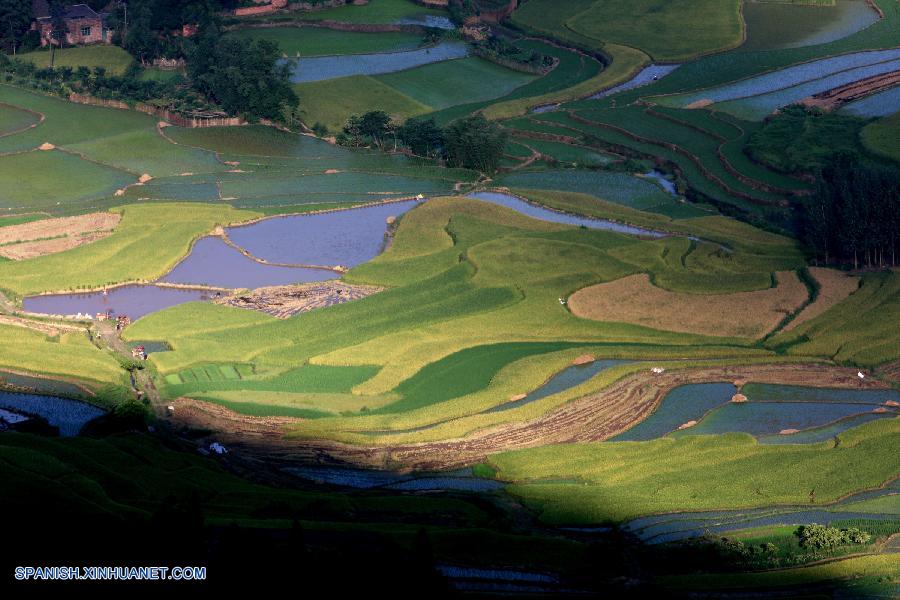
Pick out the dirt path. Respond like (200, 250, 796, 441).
(167, 362, 884, 471)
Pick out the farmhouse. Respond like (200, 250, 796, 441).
(32, 0, 113, 47)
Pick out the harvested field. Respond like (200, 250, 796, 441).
(0, 212, 121, 260)
(0, 314, 85, 337)
(167, 363, 880, 471)
(216, 281, 383, 318)
(567, 272, 808, 338)
(783, 267, 860, 331)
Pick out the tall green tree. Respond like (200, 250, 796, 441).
(442, 113, 507, 173)
(0, 0, 32, 54)
(187, 36, 298, 121)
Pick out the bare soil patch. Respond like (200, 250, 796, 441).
(0, 212, 120, 260)
(568, 272, 808, 338)
(216, 281, 383, 318)
(800, 70, 900, 112)
(783, 267, 860, 331)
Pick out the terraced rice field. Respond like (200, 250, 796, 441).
(226, 27, 424, 57)
(14, 45, 134, 75)
(741, 0, 882, 52)
(841, 84, 900, 117)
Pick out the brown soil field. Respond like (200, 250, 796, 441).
(0, 212, 120, 260)
(783, 267, 860, 331)
(567, 272, 808, 338)
(0, 314, 84, 336)
(216, 281, 383, 318)
(167, 363, 880, 471)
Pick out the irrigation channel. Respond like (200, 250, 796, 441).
(284, 41, 469, 83)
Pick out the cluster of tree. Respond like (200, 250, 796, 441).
(338, 112, 507, 173)
(472, 34, 554, 72)
(800, 153, 900, 268)
(746, 105, 875, 174)
(120, 0, 240, 63)
(186, 31, 297, 121)
(0, 0, 34, 54)
(794, 524, 872, 550)
(0, 55, 216, 114)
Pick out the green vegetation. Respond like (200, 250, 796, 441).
(511, 0, 743, 61)
(272, 0, 446, 24)
(14, 45, 135, 75)
(487, 419, 900, 523)
(227, 27, 423, 57)
(0, 203, 258, 296)
(861, 110, 900, 163)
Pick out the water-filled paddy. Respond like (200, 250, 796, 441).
(662, 48, 900, 107)
(160, 236, 335, 288)
(285, 465, 503, 491)
(716, 58, 900, 119)
(285, 42, 469, 83)
(226, 200, 418, 267)
(741, 0, 881, 52)
(495, 170, 675, 211)
(614, 382, 900, 442)
(611, 383, 736, 441)
(484, 360, 628, 414)
(590, 64, 681, 99)
(23, 285, 210, 320)
(467, 191, 666, 237)
(840, 84, 900, 117)
(0, 391, 104, 436)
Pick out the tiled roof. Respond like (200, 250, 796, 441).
(33, 2, 101, 21)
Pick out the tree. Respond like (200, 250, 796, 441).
(187, 36, 298, 121)
(358, 110, 392, 148)
(398, 117, 444, 158)
(0, 0, 33, 54)
(442, 113, 507, 173)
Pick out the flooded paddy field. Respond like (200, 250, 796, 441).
(840, 83, 900, 116)
(285, 42, 469, 83)
(613, 382, 900, 443)
(23, 285, 211, 320)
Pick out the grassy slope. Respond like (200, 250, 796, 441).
(0, 203, 259, 297)
(119, 195, 804, 428)
(293, 75, 431, 133)
(226, 27, 423, 56)
(0, 324, 122, 386)
(487, 418, 900, 523)
(14, 45, 134, 75)
(567, 0, 744, 62)
(861, 110, 900, 163)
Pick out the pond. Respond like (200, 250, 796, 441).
(160, 236, 336, 288)
(285, 41, 469, 83)
(23, 285, 210, 321)
(23, 201, 421, 320)
(612, 382, 899, 443)
(467, 191, 667, 238)
(483, 359, 628, 414)
(742, 0, 881, 52)
(225, 200, 419, 267)
(0, 391, 105, 436)
(395, 14, 455, 29)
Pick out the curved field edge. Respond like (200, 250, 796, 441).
(485, 417, 900, 524)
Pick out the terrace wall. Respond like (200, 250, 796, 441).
(67, 93, 244, 128)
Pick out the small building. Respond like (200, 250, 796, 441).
(131, 345, 146, 360)
(32, 1, 113, 47)
(115, 315, 130, 330)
